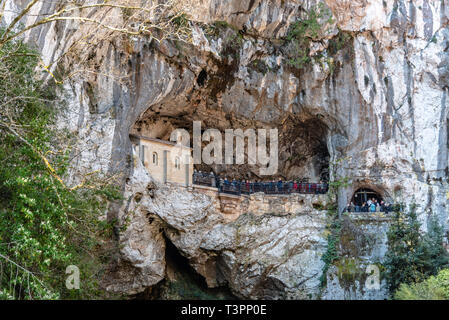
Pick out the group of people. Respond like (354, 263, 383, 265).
(192, 171, 328, 195)
(345, 198, 395, 213)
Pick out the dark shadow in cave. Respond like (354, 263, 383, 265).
(352, 188, 383, 206)
(280, 116, 330, 182)
(130, 110, 331, 182)
(133, 234, 236, 300)
(197, 69, 208, 87)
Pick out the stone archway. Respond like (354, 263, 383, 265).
(352, 187, 383, 206)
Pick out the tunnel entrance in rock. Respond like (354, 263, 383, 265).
(352, 188, 383, 206)
(138, 234, 236, 300)
(130, 108, 330, 183)
(197, 69, 208, 87)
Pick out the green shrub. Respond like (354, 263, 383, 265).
(0, 32, 121, 299)
(284, 2, 334, 69)
(395, 269, 449, 300)
(384, 207, 449, 294)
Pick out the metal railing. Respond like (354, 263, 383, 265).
(192, 172, 216, 187)
(193, 172, 328, 196)
(344, 203, 405, 214)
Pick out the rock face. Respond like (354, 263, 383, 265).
(3, 0, 449, 299)
(322, 213, 391, 300)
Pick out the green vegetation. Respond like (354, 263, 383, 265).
(334, 257, 365, 284)
(203, 20, 237, 38)
(384, 207, 449, 295)
(320, 216, 341, 287)
(318, 171, 351, 288)
(0, 33, 121, 299)
(203, 21, 243, 50)
(223, 31, 244, 59)
(161, 279, 233, 300)
(284, 2, 334, 70)
(327, 31, 352, 55)
(395, 268, 449, 300)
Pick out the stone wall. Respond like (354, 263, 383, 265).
(191, 184, 329, 221)
(322, 212, 392, 300)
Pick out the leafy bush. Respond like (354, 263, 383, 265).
(285, 2, 334, 69)
(0, 33, 120, 299)
(395, 269, 449, 300)
(320, 211, 341, 287)
(384, 207, 449, 294)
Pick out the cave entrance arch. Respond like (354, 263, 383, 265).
(352, 188, 383, 206)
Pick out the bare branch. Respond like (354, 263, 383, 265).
(0, 0, 40, 43)
(0, 0, 195, 47)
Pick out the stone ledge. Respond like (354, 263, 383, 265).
(192, 184, 219, 192)
(348, 212, 393, 221)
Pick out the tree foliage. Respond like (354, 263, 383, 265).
(0, 34, 120, 299)
(285, 2, 334, 69)
(395, 268, 449, 300)
(384, 207, 449, 295)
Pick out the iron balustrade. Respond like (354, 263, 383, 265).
(192, 172, 216, 187)
(344, 203, 405, 214)
(218, 183, 241, 196)
(192, 172, 328, 196)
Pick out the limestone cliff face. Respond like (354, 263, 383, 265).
(3, 0, 449, 299)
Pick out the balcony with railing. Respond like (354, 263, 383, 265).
(192, 172, 328, 196)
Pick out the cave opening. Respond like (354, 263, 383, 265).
(133, 234, 236, 300)
(352, 188, 383, 206)
(197, 69, 208, 87)
(130, 108, 330, 183)
(278, 116, 330, 182)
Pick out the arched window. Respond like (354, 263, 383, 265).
(152, 152, 158, 165)
(175, 157, 180, 169)
(352, 188, 382, 206)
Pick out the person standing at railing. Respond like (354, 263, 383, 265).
(277, 179, 283, 193)
(209, 171, 215, 186)
(376, 201, 381, 212)
(380, 200, 386, 212)
(361, 202, 367, 212)
(293, 181, 298, 193)
(318, 181, 324, 194)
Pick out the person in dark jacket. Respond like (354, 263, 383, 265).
(277, 179, 283, 192)
(361, 202, 368, 212)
